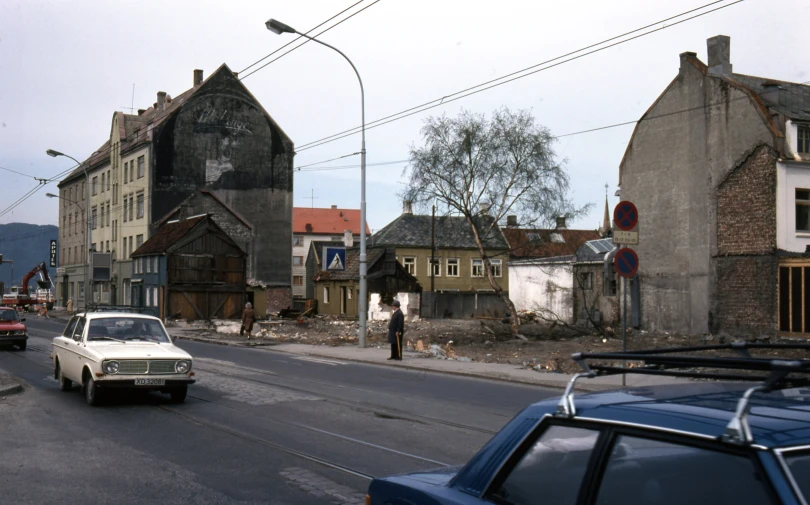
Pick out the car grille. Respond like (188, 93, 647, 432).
(116, 360, 180, 375)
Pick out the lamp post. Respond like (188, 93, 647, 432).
(266, 18, 368, 347)
(46, 150, 91, 310)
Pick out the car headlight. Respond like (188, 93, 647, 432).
(176, 360, 191, 374)
(103, 361, 120, 374)
(13, 330, 26, 336)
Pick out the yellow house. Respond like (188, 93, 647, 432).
(371, 209, 510, 294)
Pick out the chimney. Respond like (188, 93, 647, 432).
(194, 69, 204, 86)
(479, 201, 491, 215)
(506, 215, 518, 227)
(137, 109, 146, 116)
(157, 91, 167, 111)
(761, 82, 781, 106)
(555, 216, 567, 230)
(402, 200, 413, 215)
(707, 35, 732, 76)
(344, 230, 354, 247)
(679, 51, 697, 76)
(305, 223, 313, 233)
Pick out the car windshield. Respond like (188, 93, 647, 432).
(87, 317, 171, 343)
(786, 451, 810, 500)
(0, 310, 19, 322)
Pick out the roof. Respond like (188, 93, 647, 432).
(314, 247, 385, 281)
(130, 216, 206, 256)
(371, 214, 509, 250)
(503, 228, 601, 259)
(293, 207, 370, 235)
(156, 190, 253, 230)
(575, 238, 617, 262)
(731, 73, 810, 122)
(530, 383, 810, 448)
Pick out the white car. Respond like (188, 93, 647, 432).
(52, 312, 195, 406)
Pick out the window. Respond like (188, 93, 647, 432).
(136, 193, 144, 219)
(778, 263, 810, 334)
(797, 189, 810, 232)
(146, 287, 151, 306)
(101, 173, 105, 192)
(146, 256, 151, 273)
(106, 203, 110, 227)
(331, 236, 342, 241)
(293, 275, 304, 285)
(105, 240, 109, 252)
(92, 177, 98, 195)
(81, 181, 85, 199)
(106, 170, 111, 191)
(527, 232, 540, 242)
(78, 282, 85, 300)
(472, 258, 484, 277)
(402, 257, 416, 275)
(128, 236, 133, 257)
(91, 207, 97, 229)
(130, 161, 134, 182)
(799, 124, 810, 154)
(123, 197, 128, 221)
(579, 272, 593, 290)
(136, 234, 144, 248)
(604, 268, 618, 297)
(91, 243, 96, 253)
(293, 255, 304, 266)
(323, 287, 330, 303)
(100, 206, 104, 228)
(80, 211, 84, 233)
(293, 236, 304, 247)
(428, 256, 441, 277)
(490, 425, 598, 505)
(550, 232, 565, 243)
(153, 287, 158, 307)
(67, 215, 71, 236)
(124, 162, 128, 183)
(786, 451, 810, 499)
(137, 155, 145, 178)
(595, 435, 773, 505)
(447, 258, 459, 277)
(490, 259, 503, 277)
(128, 196, 134, 221)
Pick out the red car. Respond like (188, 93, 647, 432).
(0, 306, 27, 351)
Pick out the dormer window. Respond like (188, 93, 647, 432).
(527, 232, 541, 242)
(799, 124, 810, 154)
(550, 233, 565, 243)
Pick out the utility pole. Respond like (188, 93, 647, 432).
(431, 205, 436, 316)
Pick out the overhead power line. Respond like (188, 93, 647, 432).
(294, 0, 744, 152)
(240, 0, 383, 81)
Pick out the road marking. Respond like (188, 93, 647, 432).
(294, 356, 346, 366)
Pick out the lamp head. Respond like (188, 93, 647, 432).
(46, 149, 63, 158)
(45, 193, 58, 198)
(265, 19, 295, 35)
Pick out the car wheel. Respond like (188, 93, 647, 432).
(170, 385, 188, 404)
(17, 340, 26, 351)
(56, 362, 72, 392)
(84, 376, 101, 406)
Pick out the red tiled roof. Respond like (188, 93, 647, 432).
(293, 207, 370, 235)
(503, 228, 601, 259)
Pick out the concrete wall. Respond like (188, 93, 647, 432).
(151, 68, 294, 291)
(619, 54, 775, 335)
(369, 292, 420, 320)
(509, 261, 573, 322)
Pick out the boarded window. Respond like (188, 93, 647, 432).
(779, 263, 810, 334)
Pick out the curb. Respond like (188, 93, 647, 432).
(0, 381, 22, 398)
(175, 334, 617, 392)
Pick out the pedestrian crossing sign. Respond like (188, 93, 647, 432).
(323, 247, 346, 271)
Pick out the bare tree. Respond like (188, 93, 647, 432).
(404, 107, 589, 335)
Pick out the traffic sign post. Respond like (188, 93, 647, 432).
(613, 200, 640, 387)
(614, 248, 639, 278)
(613, 201, 638, 231)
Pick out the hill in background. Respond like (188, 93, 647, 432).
(0, 223, 59, 292)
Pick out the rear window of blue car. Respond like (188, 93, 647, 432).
(786, 451, 810, 501)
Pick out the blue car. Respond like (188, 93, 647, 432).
(367, 344, 810, 504)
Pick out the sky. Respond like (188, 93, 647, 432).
(1, 0, 808, 235)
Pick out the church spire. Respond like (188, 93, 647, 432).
(600, 183, 611, 238)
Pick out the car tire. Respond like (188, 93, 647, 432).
(17, 340, 26, 351)
(84, 376, 101, 406)
(56, 362, 72, 392)
(170, 385, 188, 404)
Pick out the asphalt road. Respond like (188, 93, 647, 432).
(0, 317, 558, 504)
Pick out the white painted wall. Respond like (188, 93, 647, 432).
(369, 292, 420, 321)
(776, 161, 810, 252)
(509, 261, 574, 322)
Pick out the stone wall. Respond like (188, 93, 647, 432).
(713, 255, 778, 336)
(265, 286, 292, 315)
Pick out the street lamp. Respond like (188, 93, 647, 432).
(46, 149, 91, 309)
(266, 18, 369, 348)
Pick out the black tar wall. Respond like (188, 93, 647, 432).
(151, 67, 294, 286)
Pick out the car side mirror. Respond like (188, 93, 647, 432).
(20, 318, 25, 322)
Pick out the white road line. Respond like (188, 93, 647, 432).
(294, 356, 346, 366)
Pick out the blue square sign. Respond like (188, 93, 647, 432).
(323, 247, 346, 271)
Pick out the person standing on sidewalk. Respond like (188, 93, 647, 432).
(67, 298, 73, 315)
(387, 300, 404, 360)
(241, 302, 255, 339)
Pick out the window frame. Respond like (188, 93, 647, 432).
(485, 418, 779, 505)
(402, 257, 416, 275)
(92, 177, 98, 196)
(447, 258, 460, 277)
(137, 155, 145, 178)
(293, 235, 304, 247)
(490, 258, 503, 278)
(136, 193, 144, 219)
(428, 256, 442, 277)
(471, 258, 485, 277)
(798, 124, 810, 154)
(293, 255, 304, 267)
(796, 188, 810, 232)
(323, 287, 330, 304)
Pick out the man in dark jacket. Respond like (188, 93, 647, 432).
(387, 300, 404, 360)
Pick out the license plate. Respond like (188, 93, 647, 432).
(134, 378, 165, 386)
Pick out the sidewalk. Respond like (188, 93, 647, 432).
(0, 369, 22, 398)
(168, 328, 690, 392)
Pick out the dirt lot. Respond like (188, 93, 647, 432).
(195, 314, 807, 375)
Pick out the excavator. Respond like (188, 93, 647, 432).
(2, 262, 53, 311)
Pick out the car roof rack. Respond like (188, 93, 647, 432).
(555, 343, 810, 445)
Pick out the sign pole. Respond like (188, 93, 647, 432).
(622, 271, 627, 387)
